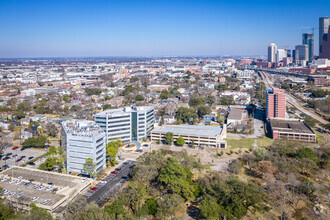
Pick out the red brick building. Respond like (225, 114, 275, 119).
(266, 88, 286, 119)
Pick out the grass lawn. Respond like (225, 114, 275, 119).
(315, 131, 326, 145)
(257, 136, 274, 147)
(225, 137, 255, 149)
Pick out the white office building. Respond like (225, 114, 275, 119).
(61, 119, 106, 175)
(95, 106, 155, 144)
(276, 49, 287, 62)
(268, 43, 277, 62)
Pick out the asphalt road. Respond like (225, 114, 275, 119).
(85, 160, 136, 206)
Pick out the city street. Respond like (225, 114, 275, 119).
(85, 160, 136, 206)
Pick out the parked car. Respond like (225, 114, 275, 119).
(17, 192, 24, 198)
(2, 165, 9, 169)
(28, 156, 34, 160)
(122, 175, 129, 179)
(91, 187, 97, 191)
(2, 190, 9, 195)
(32, 197, 39, 202)
(15, 180, 22, 185)
(46, 186, 53, 191)
(12, 146, 19, 150)
(24, 182, 32, 187)
(8, 192, 16, 197)
(111, 171, 118, 174)
(17, 176, 23, 179)
(39, 185, 46, 190)
(1, 177, 8, 182)
(43, 199, 51, 205)
(100, 180, 107, 184)
(28, 162, 35, 166)
(21, 156, 26, 159)
(9, 179, 16, 184)
(82, 177, 87, 183)
(33, 184, 41, 189)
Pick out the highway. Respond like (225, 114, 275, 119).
(85, 160, 136, 206)
(259, 71, 328, 124)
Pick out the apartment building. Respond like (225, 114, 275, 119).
(266, 88, 286, 119)
(95, 106, 155, 144)
(61, 119, 106, 175)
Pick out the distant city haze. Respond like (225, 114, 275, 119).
(0, 0, 329, 58)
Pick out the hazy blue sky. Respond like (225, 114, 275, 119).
(0, 0, 329, 58)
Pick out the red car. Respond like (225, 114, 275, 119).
(12, 146, 19, 150)
(111, 171, 118, 174)
(91, 187, 97, 191)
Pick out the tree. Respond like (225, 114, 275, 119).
(39, 157, 56, 171)
(176, 107, 198, 124)
(176, 136, 185, 146)
(135, 94, 144, 101)
(45, 123, 58, 137)
(122, 182, 147, 214)
(227, 159, 242, 174)
(191, 140, 195, 147)
(295, 147, 318, 163)
(207, 95, 216, 106)
(200, 195, 220, 220)
(106, 146, 117, 166)
(157, 194, 185, 219)
(253, 147, 268, 161)
(84, 88, 102, 96)
(13, 110, 25, 120)
(158, 157, 196, 200)
(83, 158, 97, 178)
(17, 102, 32, 112)
(22, 135, 48, 148)
(29, 203, 52, 220)
(160, 90, 169, 100)
(0, 199, 15, 219)
(165, 132, 173, 145)
(197, 106, 211, 118)
(104, 200, 127, 218)
(189, 97, 206, 108)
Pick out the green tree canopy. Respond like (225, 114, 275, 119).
(176, 136, 185, 146)
(165, 132, 173, 145)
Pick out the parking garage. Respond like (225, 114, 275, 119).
(0, 166, 93, 214)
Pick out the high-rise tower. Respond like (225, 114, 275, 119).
(268, 43, 277, 62)
(319, 17, 330, 55)
(302, 33, 314, 62)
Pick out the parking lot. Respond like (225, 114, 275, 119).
(0, 147, 46, 169)
(0, 166, 93, 212)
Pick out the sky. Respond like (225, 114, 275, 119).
(0, 0, 329, 58)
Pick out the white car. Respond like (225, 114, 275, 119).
(82, 177, 87, 183)
(8, 192, 16, 197)
(9, 179, 16, 184)
(33, 184, 41, 189)
(17, 176, 23, 179)
(43, 199, 51, 205)
(46, 186, 53, 191)
(100, 180, 107, 184)
(15, 180, 22, 185)
(39, 185, 46, 190)
(32, 197, 39, 202)
(17, 192, 24, 198)
(2, 190, 9, 195)
(1, 177, 8, 182)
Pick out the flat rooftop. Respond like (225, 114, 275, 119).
(270, 119, 315, 134)
(0, 166, 92, 212)
(152, 125, 223, 137)
(96, 106, 154, 116)
(227, 109, 243, 120)
(62, 119, 104, 137)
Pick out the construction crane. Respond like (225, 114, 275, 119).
(301, 27, 318, 34)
